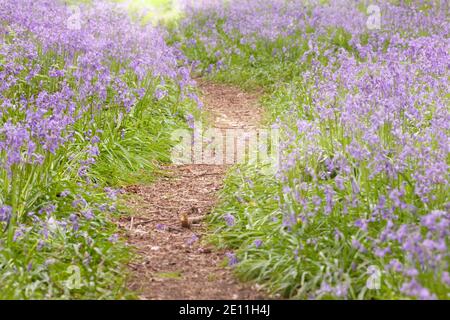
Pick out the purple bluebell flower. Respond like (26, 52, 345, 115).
(225, 252, 238, 267)
(0, 205, 12, 222)
(223, 213, 235, 227)
(253, 239, 263, 248)
(108, 234, 119, 243)
(187, 234, 199, 246)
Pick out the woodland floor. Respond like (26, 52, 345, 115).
(121, 80, 269, 300)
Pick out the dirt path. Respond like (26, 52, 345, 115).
(122, 80, 266, 300)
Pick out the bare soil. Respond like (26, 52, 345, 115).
(122, 80, 266, 300)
